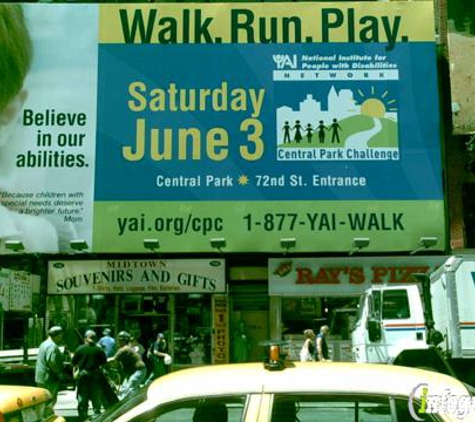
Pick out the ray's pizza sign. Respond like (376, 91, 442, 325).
(269, 257, 446, 295)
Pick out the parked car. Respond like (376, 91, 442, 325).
(90, 344, 475, 422)
(0, 385, 65, 421)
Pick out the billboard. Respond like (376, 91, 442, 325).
(0, 2, 444, 253)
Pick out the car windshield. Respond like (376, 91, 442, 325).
(87, 386, 147, 422)
(464, 383, 475, 396)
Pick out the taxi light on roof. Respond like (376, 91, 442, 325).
(269, 345, 280, 362)
(260, 340, 289, 371)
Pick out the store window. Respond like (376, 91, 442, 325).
(46, 294, 116, 350)
(174, 294, 212, 365)
(46, 293, 213, 365)
(280, 296, 359, 361)
(121, 294, 170, 359)
(281, 297, 322, 335)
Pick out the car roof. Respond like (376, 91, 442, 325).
(112, 363, 472, 422)
(146, 362, 469, 402)
(0, 385, 52, 413)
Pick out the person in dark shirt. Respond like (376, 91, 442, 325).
(316, 325, 331, 362)
(108, 331, 147, 400)
(72, 330, 107, 421)
(145, 332, 171, 384)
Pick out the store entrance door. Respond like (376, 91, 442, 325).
(230, 282, 269, 363)
(238, 310, 268, 362)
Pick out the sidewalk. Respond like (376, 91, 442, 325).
(55, 389, 79, 421)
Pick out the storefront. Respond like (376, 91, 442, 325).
(46, 258, 227, 368)
(268, 256, 448, 361)
(0, 267, 42, 385)
(0, 268, 41, 350)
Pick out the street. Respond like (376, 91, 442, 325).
(55, 389, 79, 422)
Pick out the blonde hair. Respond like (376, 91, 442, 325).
(303, 329, 315, 338)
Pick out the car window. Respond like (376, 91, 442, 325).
(88, 386, 147, 422)
(464, 383, 475, 397)
(270, 395, 441, 422)
(132, 395, 247, 422)
(271, 395, 391, 422)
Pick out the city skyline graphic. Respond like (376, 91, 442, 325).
(276, 85, 399, 153)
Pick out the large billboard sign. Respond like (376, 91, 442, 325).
(0, 2, 444, 253)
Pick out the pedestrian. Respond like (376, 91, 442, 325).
(146, 333, 171, 384)
(316, 325, 331, 362)
(130, 335, 146, 359)
(299, 329, 316, 362)
(71, 330, 107, 421)
(98, 328, 117, 358)
(35, 326, 66, 406)
(233, 320, 249, 363)
(108, 331, 147, 400)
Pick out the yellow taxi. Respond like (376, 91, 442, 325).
(0, 385, 65, 422)
(90, 341, 475, 422)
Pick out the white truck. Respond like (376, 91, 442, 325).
(352, 255, 475, 386)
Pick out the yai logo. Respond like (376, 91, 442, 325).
(272, 54, 297, 69)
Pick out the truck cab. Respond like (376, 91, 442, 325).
(352, 284, 428, 364)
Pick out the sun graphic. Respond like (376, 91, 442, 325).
(238, 174, 249, 186)
(357, 87, 397, 118)
(360, 98, 386, 118)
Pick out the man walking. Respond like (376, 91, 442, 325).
(72, 330, 107, 421)
(35, 326, 66, 406)
(316, 325, 332, 362)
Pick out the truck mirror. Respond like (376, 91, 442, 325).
(367, 318, 382, 342)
